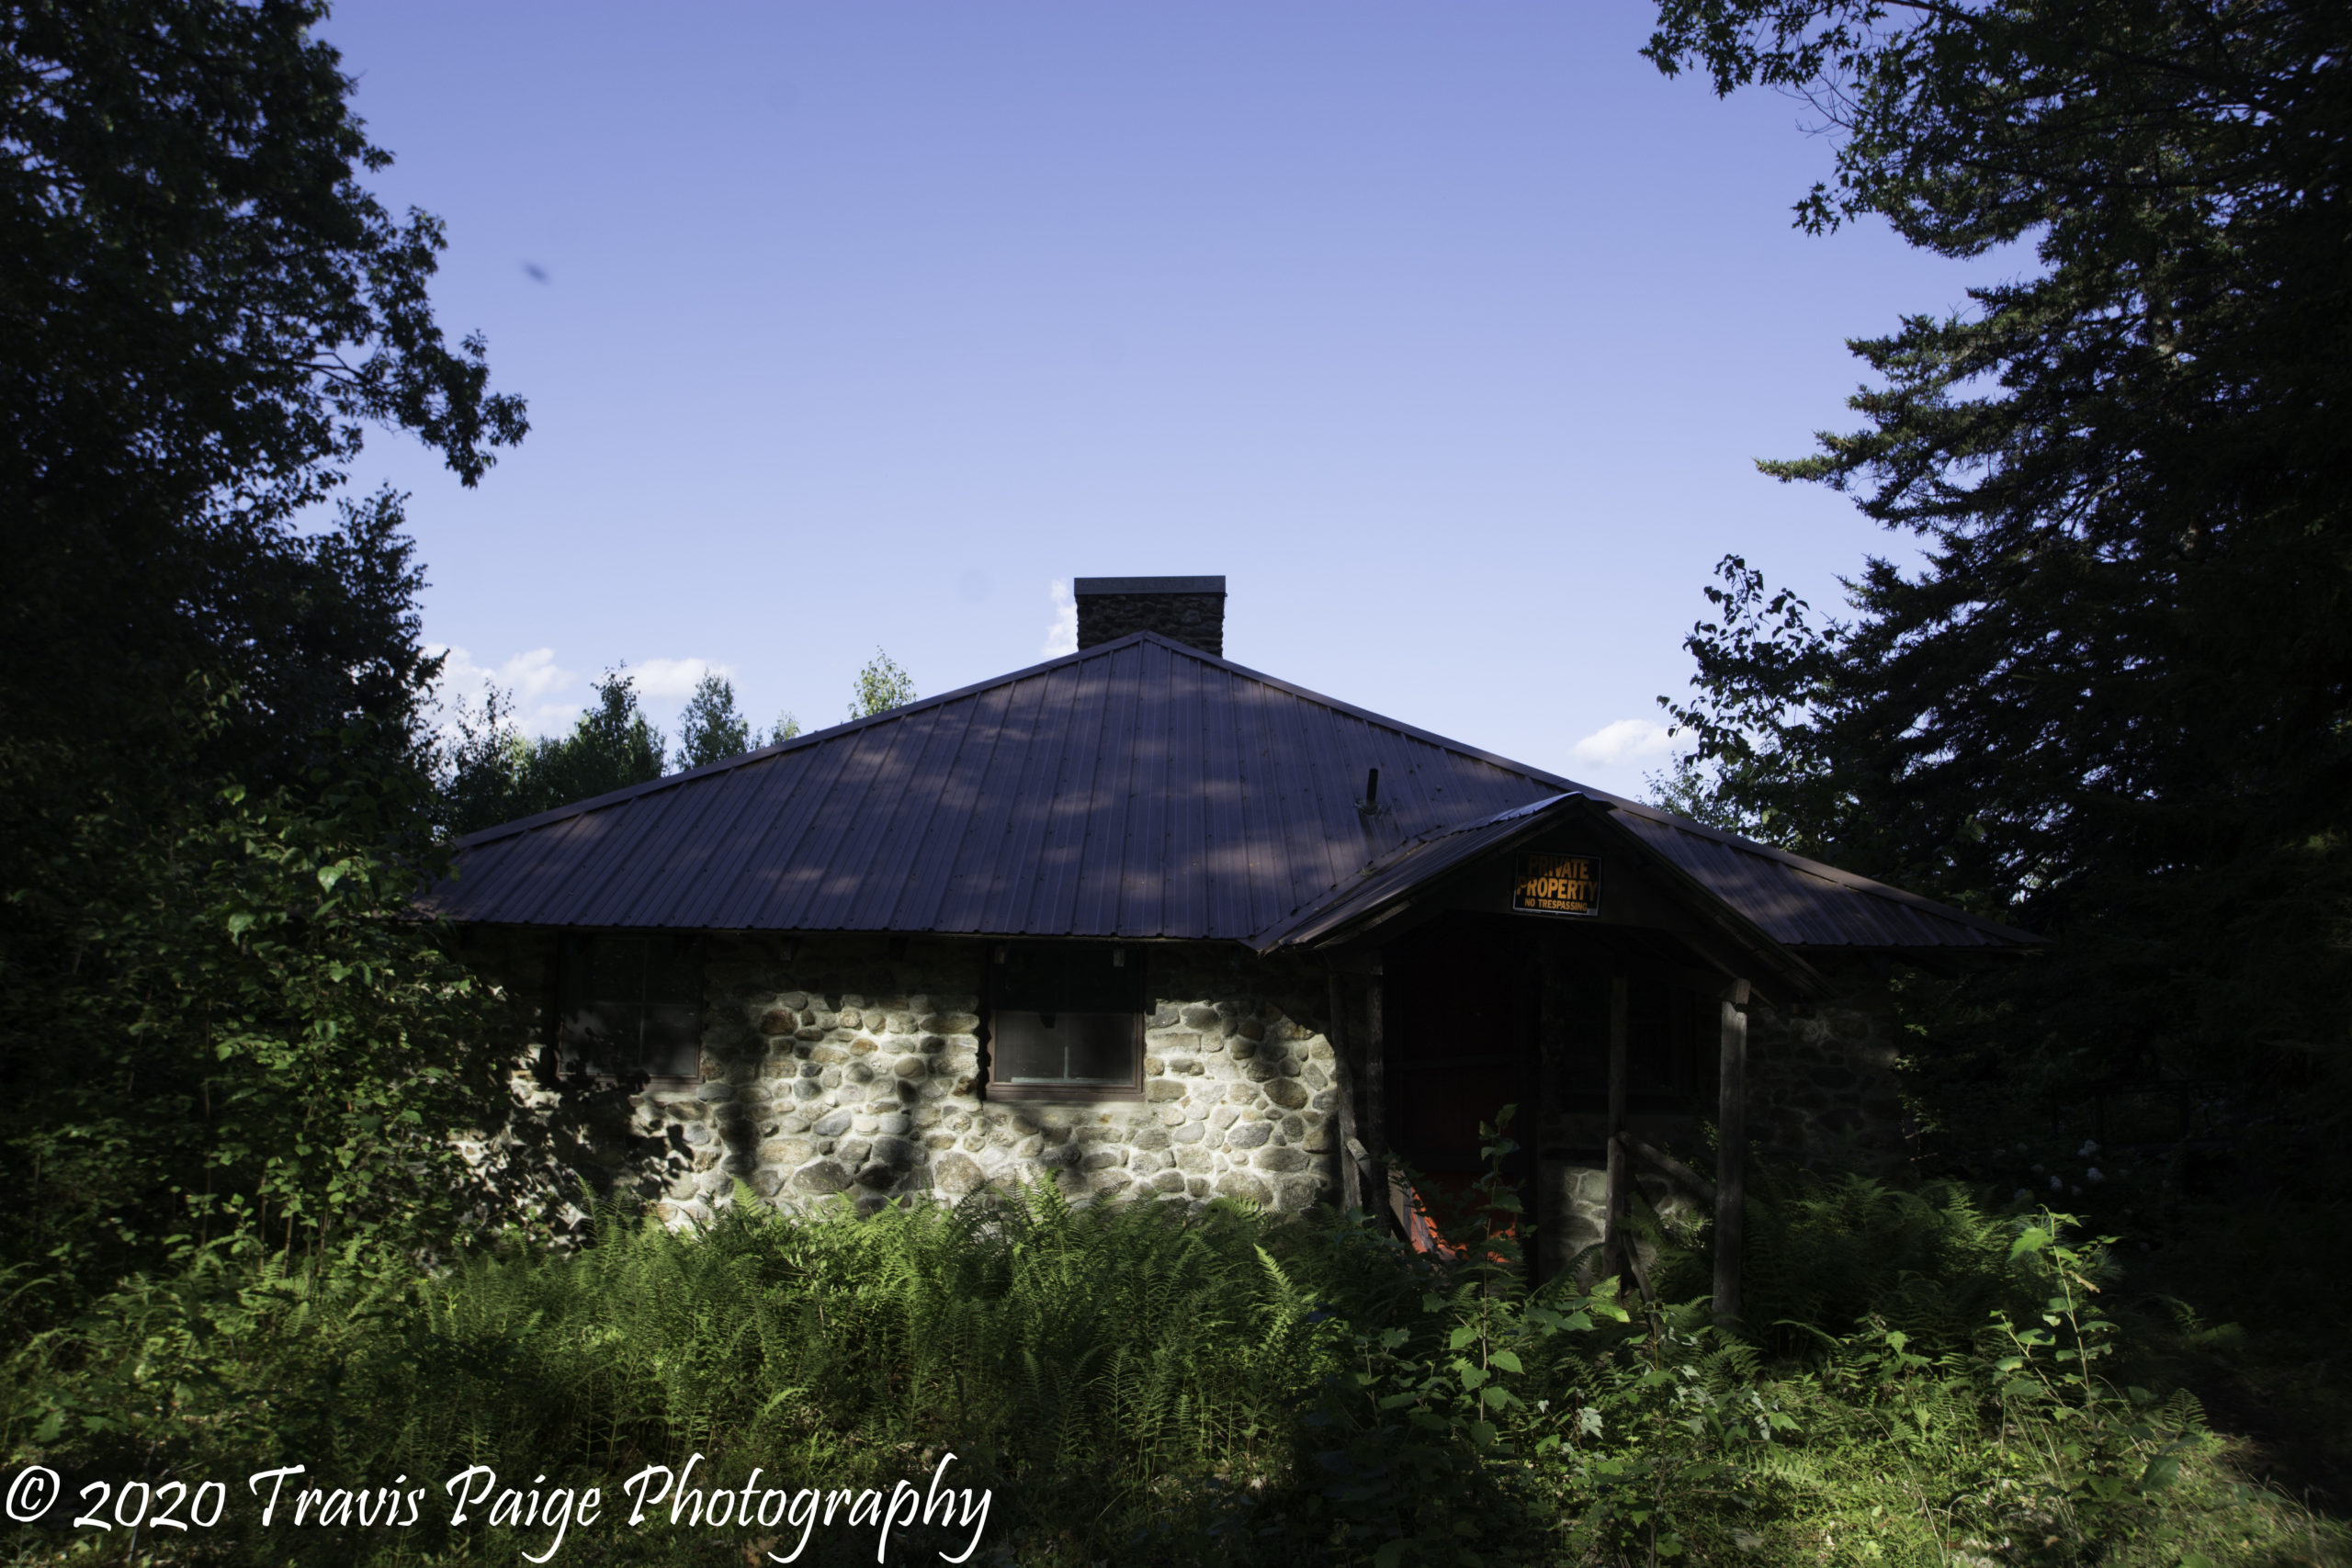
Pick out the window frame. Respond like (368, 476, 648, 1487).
(550, 930, 708, 1085)
(982, 941, 1147, 1103)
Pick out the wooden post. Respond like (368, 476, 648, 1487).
(1714, 979, 1750, 1328)
(1364, 964, 1401, 1235)
(1600, 973, 1629, 1288)
(1534, 948, 1559, 1278)
(1326, 969, 1364, 1213)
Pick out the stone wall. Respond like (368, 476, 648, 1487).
(1744, 979, 1910, 1175)
(519, 935, 1342, 1226)
(462, 928, 1909, 1249)
(1533, 975, 1910, 1277)
(1540, 1164, 1707, 1282)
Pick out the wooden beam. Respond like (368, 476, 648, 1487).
(1617, 1130, 1717, 1205)
(1714, 979, 1750, 1328)
(1601, 973, 1630, 1288)
(1326, 968, 1364, 1213)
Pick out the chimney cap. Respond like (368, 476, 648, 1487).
(1072, 575, 1225, 597)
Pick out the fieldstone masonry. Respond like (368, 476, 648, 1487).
(1534, 969, 1908, 1277)
(1744, 981, 1910, 1173)
(1540, 1164, 1708, 1281)
(538, 937, 1341, 1227)
(467, 931, 1908, 1250)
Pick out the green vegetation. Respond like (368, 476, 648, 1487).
(434, 662, 836, 834)
(437, 669, 668, 836)
(1639, 1, 2352, 1537)
(6, 1137, 2339, 1567)
(675, 674, 799, 771)
(1643, 0, 2351, 1092)
(0, 698, 570, 1312)
(4, 2, 2344, 1562)
(2, 0, 530, 1302)
(849, 649, 919, 719)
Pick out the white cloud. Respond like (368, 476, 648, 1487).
(428, 647, 740, 739)
(1570, 717, 1679, 769)
(1043, 580, 1078, 656)
(632, 656, 732, 701)
(435, 645, 574, 705)
(430, 645, 585, 737)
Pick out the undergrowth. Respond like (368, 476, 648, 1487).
(2, 1139, 2342, 1567)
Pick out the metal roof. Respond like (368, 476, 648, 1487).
(1606, 807, 2037, 952)
(1247, 795, 1581, 952)
(423, 632, 2036, 953)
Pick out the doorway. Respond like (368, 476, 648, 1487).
(1383, 915, 1541, 1241)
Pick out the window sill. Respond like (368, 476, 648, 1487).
(984, 1083, 1146, 1104)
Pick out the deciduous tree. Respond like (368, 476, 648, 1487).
(677, 672, 753, 770)
(849, 649, 917, 719)
(439, 670, 666, 836)
(1, 0, 534, 1298)
(2, 0, 526, 779)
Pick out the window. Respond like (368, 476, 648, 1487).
(985, 942, 1144, 1100)
(557, 932, 705, 1079)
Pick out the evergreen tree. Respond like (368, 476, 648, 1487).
(1646, 0, 2352, 1089)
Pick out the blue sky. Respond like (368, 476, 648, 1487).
(321, 1, 2004, 796)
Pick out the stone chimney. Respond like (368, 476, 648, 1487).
(1073, 576, 1227, 657)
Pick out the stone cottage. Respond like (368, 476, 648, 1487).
(427, 577, 2035, 1280)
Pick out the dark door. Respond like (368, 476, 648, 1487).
(1384, 918, 1540, 1223)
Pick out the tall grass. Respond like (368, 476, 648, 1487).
(3, 1177, 2343, 1567)
(4, 1188, 1341, 1564)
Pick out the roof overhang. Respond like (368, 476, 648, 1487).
(1250, 793, 1826, 1001)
